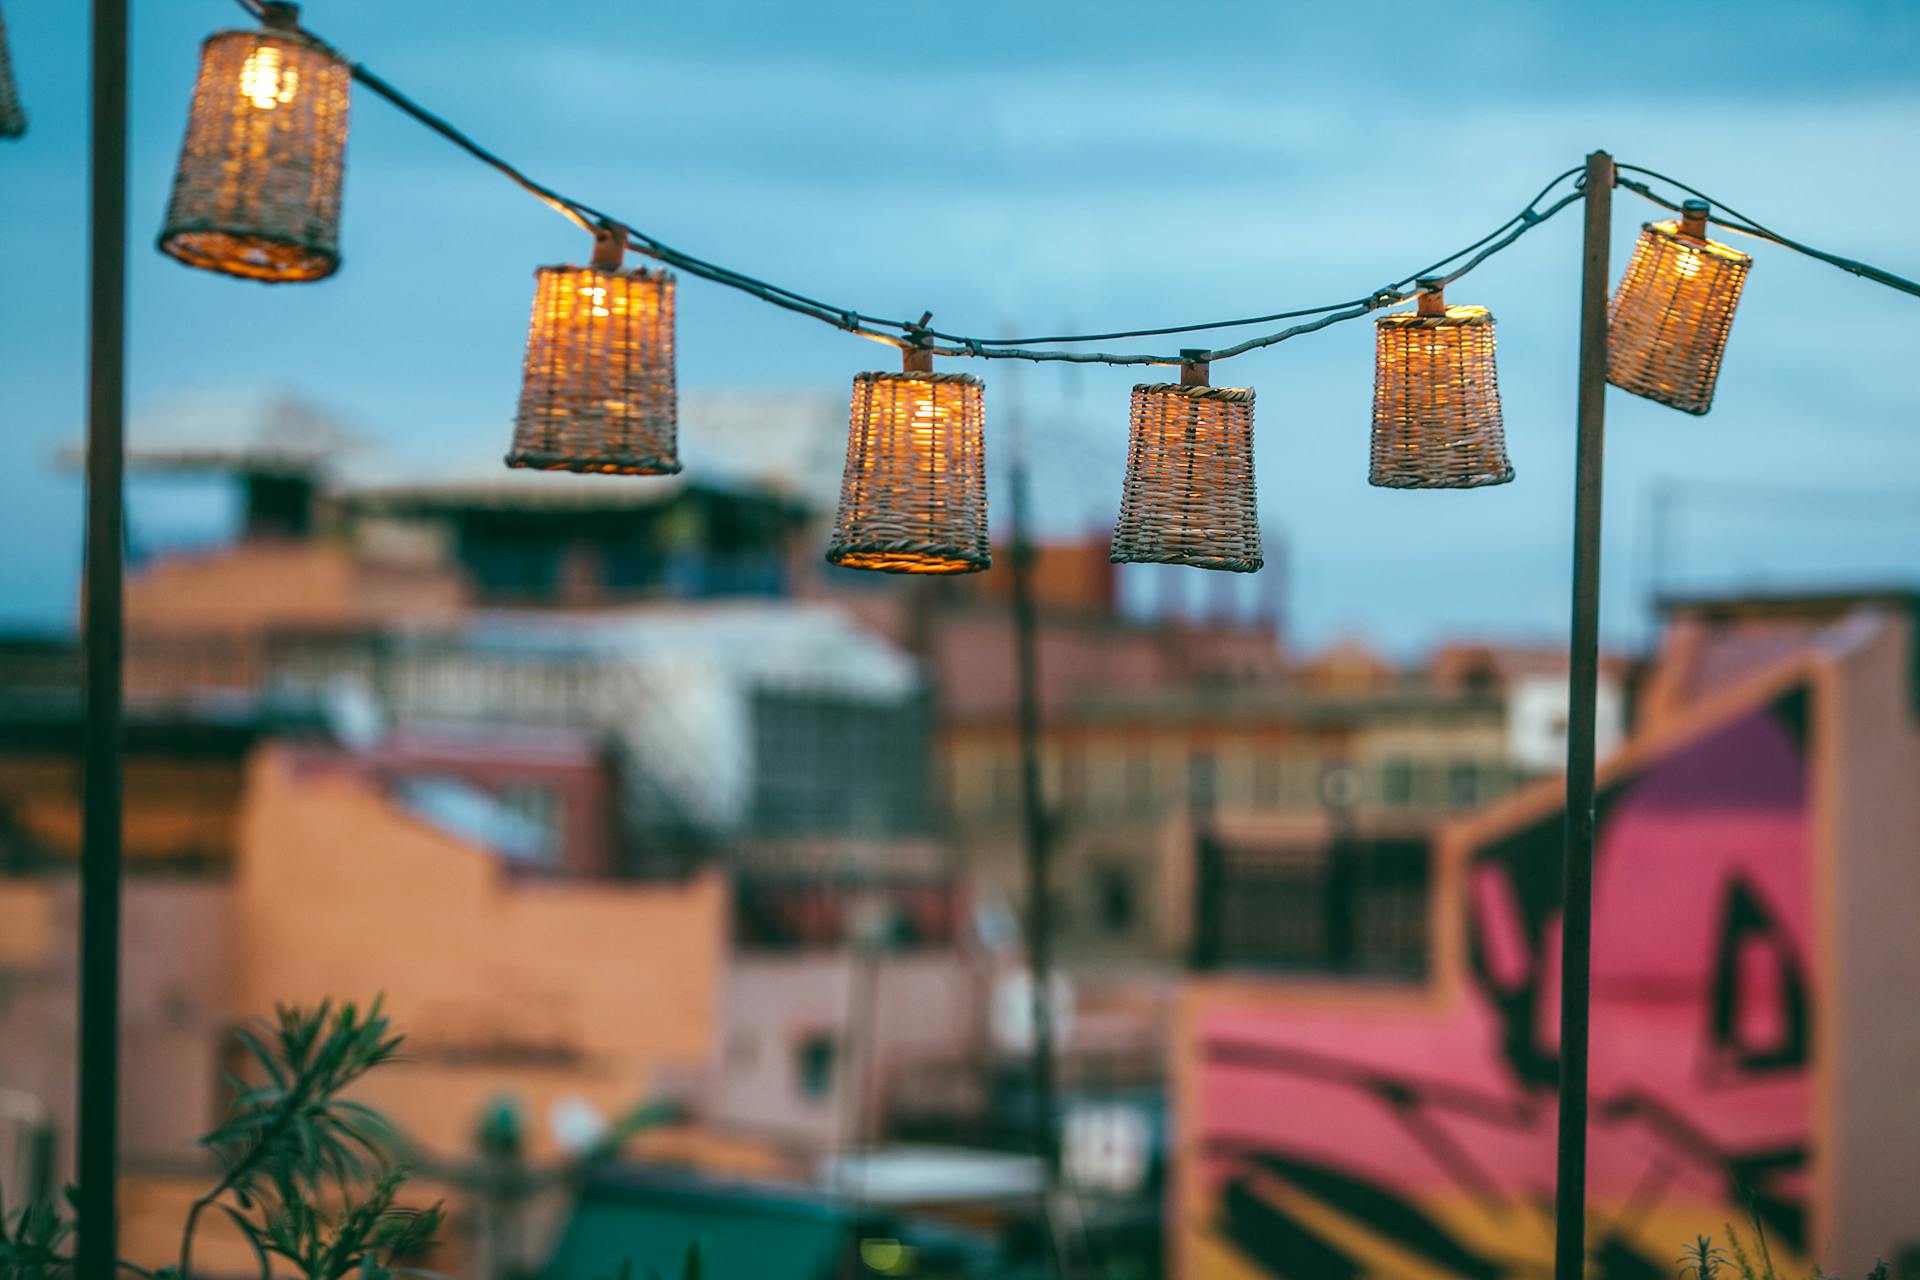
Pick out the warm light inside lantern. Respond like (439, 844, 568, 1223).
(156, 4, 350, 283)
(1110, 364, 1263, 573)
(827, 363, 989, 575)
(239, 45, 299, 109)
(507, 254, 679, 475)
(1369, 285, 1512, 489)
(1606, 208, 1752, 416)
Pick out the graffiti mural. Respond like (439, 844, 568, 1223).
(1185, 687, 1816, 1278)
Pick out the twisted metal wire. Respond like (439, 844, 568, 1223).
(223, 0, 1582, 365)
(1616, 165, 1920, 300)
(229, 0, 1917, 364)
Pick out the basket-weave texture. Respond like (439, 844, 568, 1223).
(1607, 220, 1751, 415)
(1111, 383, 1262, 572)
(506, 264, 680, 475)
(0, 4, 27, 139)
(827, 371, 989, 574)
(158, 24, 349, 282)
(1370, 304, 1512, 489)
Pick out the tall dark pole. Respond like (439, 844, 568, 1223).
(79, 0, 129, 1274)
(1554, 148, 1613, 1280)
(1007, 405, 1060, 1275)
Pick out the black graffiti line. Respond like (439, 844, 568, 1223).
(1218, 1148, 1562, 1280)
(1206, 1084, 1514, 1225)
(1205, 1036, 1538, 1128)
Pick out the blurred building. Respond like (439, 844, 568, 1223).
(0, 745, 729, 1273)
(1172, 591, 1920, 1279)
(2, 388, 1705, 1278)
(937, 568, 1629, 970)
(1, 390, 995, 1272)
(338, 471, 809, 608)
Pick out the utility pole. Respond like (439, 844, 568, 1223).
(79, 0, 129, 1274)
(1006, 367, 1060, 1276)
(1553, 147, 1614, 1280)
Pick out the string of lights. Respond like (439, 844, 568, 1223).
(168, 1, 1920, 576)
(1616, 165, 1920, 300)
(224, 0, 1594, 366)
(225, 0, 1916, 361)
(94, 20, 1909, 1280)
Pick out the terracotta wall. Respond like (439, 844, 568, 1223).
(124, 541, 467, 636)
(0, 754, 245, 865)
(0, 878, 232, 1189)
(233, 748, 728, 1162)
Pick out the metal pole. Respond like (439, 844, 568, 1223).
(1553, 148, 1613, 1280)
(1007, 407, 1060, 1275)
(79, 0, 129, 1273)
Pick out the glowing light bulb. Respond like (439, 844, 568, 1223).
(1674, 248, 1702, 279)
(581, 284, 610, 317)
(239, 45, 299, 110)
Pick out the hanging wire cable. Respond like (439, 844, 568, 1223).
(1616, 164, 1920, 300)
(1206, 186, 1588, 362)
(939, 164, 1586, 347)
(347, 25, 1579, 365)
(229, 2, 1916, 361)
(221, 0, 1588, 365)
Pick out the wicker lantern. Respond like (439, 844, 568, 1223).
(157, 2, 349, 282)
(1369, 281, 1512, 489)
(1607, 200, 1752, 415)
(0, 3, 27, 140)
(506, 225, 679, 475)
(826, 347, 989, 574)
(1110, 353, 1262, 572)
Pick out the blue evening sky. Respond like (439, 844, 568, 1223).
(2, 0, 1917, 653)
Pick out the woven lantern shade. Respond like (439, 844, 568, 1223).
(1110, 354, 1262, 573)
(1369, 282, 1512, 490)
(0, 2, 26, 140)
(506, 226, 679, 475)
(157, 2, 349, 283)
(1608, 200, 1752, 415)
(826, 348, 989, 575)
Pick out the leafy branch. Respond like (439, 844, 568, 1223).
(0, 997, 444, 1280)
(1680, 1206, 1893, 1280)
(173, 997, 443, 1280)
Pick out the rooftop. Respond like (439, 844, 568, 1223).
(117, 388, 360, 476)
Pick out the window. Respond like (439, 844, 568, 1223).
(749, 690, 931, 836)
(1253, 752, 1283, 809)
(1197, 837, 1430, 979)
(989, 751, 1020, 820)
(461, 524, 562, 600)
(497, 784, 563, 867)
(1460, 659, 1499, 696)
(795, 1032, 837, 1101)
(1447, 761, 1481, 809)
(1412, 762, 1442, 809)
(1187, 751, 1217, 814)
(1125, 749, 1155, 818)
(1092, 863, 1136, 935)
(1058, 748, 1085, 818)
(599, 528, 665, 593)
(1381, 759, 1413, 808)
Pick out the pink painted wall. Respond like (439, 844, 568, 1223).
(1182, 688, 1820, 1277)
(712, 952, 984, 1150)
